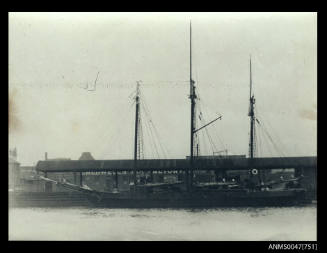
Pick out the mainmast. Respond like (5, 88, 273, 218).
(248, 57, 255, 159)
(189, 21, 197, 190)
(133, 81, 141, 189)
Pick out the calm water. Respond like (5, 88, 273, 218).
(9, 206, 316, 241)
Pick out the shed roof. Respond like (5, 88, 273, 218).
(36, 156, 317, 173)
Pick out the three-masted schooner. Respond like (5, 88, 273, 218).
(38, 23, 308, 208)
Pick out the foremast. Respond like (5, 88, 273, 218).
(133, 81, 141, 190)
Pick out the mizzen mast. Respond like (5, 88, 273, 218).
(189, 21, 197, 191)
(248, 57, 264, 184)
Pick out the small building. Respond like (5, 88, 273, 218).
(9, 157, 20, 191)
(19, 166, 45, 192)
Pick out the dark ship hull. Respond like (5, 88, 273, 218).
(85, 188, 309, 208)
(9, 178, 312, 208)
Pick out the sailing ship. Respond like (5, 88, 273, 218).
(37, 23, 309, 208)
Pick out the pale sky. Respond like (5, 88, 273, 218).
(9, 12, 317, 166)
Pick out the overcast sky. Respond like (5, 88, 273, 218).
(9, 12, 317, 166)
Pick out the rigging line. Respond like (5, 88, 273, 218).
(267, 131, 285, 157)
(138, 116, 144, 159)
(195, 133, 200, 157)
(147, 115, 168, 158)
(142, 113, 157, 159)
(255, 106, 287, 157)
(141, 102, 160, 158)
(129, 99, 136, 109)
(254, 124, 258, 157)
(257, 126, 264, 157)
(196, 102, 205, 152)
(261, 125, 281, 157)
(139, 98, 156, 145)
(200, 126, 209, 156)
(264, 119, 288, 157)
(204, 122, 218, 153)
(265, 133, 278, 157)
(260, 127, 266, 157)
(147, 123, 160, 159)
(259, 126, 264, 158)
(195, 82, 217, 115)
(141, 100, 161, 157)
(204, 112, 226, 152)
(259, 126, 270, 158)
(147, 119, 161, 159)
(255, 126, 261, 157)
(128, 90, 137, 99)
(140, 119, 145, 159)
(253, 108, 269, 155)
(257, 120, 285, 157)
(256, 122, 269, 156)
(254, 120, 257, 157)
(257, 127, 264, 157)
(196, 109, 204, 156)
(138, 110, 145, 160)
(202, 122, 217, 154)
(197, 102, 220, 154)
(213, 125, 227, 152)
(267, 132, 285, 157)
(140, 94, 169, 158)
(256, 122, 263, 157)
(140, 105, 156, 159)
(197, 97, 225, 151)
(203, 130, 211, 155)
(258, 126, 275, 157)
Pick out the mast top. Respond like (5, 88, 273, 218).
(135, 80, 141, 102)
(249, 55, 252, 99)
(190, 21, 192, 82)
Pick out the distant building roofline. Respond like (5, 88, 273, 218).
(78, 152, 95, 160)
(47, 158, 71, 161)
